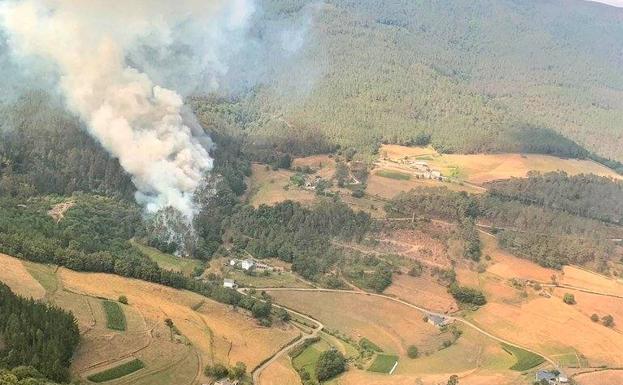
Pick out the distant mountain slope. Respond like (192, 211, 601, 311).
(227, 0, 623, 160)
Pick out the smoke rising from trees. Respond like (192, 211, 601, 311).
(0, 0, 255, 219)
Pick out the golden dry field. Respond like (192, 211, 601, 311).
(0, 253, 46, 300)
(0, 253, 299, 385)
(385, 274, 458, 314)
(575, 370, 623, 385)
(257, 355, 301, 385)
(247, 163, 317, 207)
(379, 144, 622, 185)
(267, 290, 441, 355)
(561, 266, 623, 297)
(59, 268, 299, 371)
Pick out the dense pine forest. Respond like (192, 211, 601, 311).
(0, 283, 80, 383)
(191, 0, 623, 163)
(386, 183, 623, 270)
(486, 172, 623, 225)
(0, 93, 135, 199)
(228, 200, 372, 279)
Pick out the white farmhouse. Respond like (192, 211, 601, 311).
(241, 259, 255, 271)
(223, 279, 236, 289)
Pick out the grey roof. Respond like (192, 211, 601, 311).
(428, 314, 446, 325)
(536, 370, 557, 381)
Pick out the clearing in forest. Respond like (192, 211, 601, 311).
(130, 240, 203, 276)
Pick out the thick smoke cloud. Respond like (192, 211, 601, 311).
(0, 0, 255, 219)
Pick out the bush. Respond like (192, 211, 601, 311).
(563, 293, 575, 305)
(204, 363, 229, 379)
(591, 313, 599, 322)
(118, 295, 128, 305)
(315, 350, 346, 381)
(449, 284, 487, 306)
(407, 345, 419, 359)
(351, 188, 365, 198)
(602, 315, 614, 327)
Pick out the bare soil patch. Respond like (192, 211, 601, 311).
(47, 199, 75, 223)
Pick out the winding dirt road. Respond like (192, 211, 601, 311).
(247, 295, 324, 385)
(248, 287, 559, 384)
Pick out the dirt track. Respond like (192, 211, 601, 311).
(250, 287, 559, 384)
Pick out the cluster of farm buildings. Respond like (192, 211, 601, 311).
(399, 159, 443, 179)
(223, 258, 281, 288)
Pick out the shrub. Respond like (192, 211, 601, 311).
(591, 313, 599, 322)
(315, 350, 346, 381)
(351, 188, 365, 198)
(563, 293, 575, 305)
(602, 315, 614, 327)
(449, 284, 487, 306)
(118, 295, 128, 305)
(407, 345, 419, 359)
(204, 363, 229, 379)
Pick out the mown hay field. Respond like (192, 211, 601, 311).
(385, 274, 457, 314)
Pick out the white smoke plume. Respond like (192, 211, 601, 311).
(0, 0, 255, 219)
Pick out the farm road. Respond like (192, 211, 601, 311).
(246, 293, 324, 385)
(257, 287, 559, 375)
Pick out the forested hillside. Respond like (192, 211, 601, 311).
(486, 172, 623, 225)
(199, 0, 623, 161)
(0, 283, 80, 382)
(0, 93, 135, 199)
(386, 185, 623, 270)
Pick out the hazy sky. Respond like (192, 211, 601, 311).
(588, 0, 623, 6)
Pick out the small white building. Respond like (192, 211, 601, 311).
(223, 279, 236, 289)
(241, 259, 255, 271)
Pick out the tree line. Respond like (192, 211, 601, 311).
(385, 184, 621, 271)
(0, 283, 80, 383)
(486, 171, 623, 225)
(0, 195, 274, 323)
(227, 199, 373, 281)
